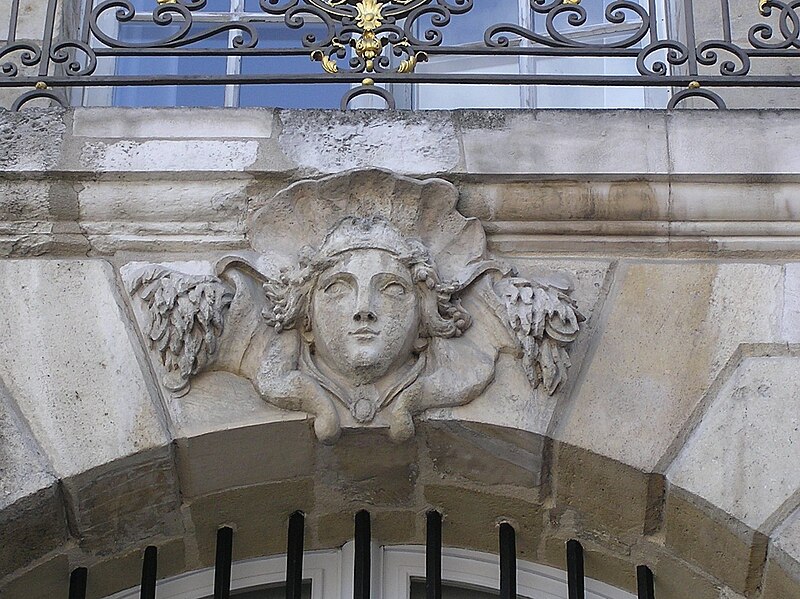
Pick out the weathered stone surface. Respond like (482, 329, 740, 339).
(0, 109, 65, 172)
(315, 428, 419, 506)
(0, 484, 69, 579)
(1, 555, 70, 599)
(63, 447, 182, 551)
(78, 180, 249, 236)
(552, 443, 653, 539)
(187, 479, 315, 566)
(772, 507, 800, 578)
(538, 536, 636, 595)
(314, 510, 419, 548)
(557, 262, 782, 471)
(424, 485, 545, 561)
(278, 111, 460, 174)
(72, 108, 275, 139)
(458, 181, 670, 223)
(0, 379, 53, 509)
(79, 140, 260, 172)
(459, 111, 669, 175)
(0, 260, 168, 477)
(176, 420, 315, 498)
(668, 356, 800, 530)
(664, 489, 767, 595)
(761, 556, 800, 599)
(85, 538, 186, 599)
(421, 421, 544, 490)
(668, 111, 800, 175)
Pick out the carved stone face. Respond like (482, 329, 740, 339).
(310, 249, 420, 386)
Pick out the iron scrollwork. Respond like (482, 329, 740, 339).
(1, 0, 799, 110)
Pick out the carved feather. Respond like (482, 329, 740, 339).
(493, 275, 584, 395)
(127, 266, 234, 394)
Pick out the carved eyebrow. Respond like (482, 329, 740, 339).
(372, 272, 412, 288)
(317, 271, 355, 289)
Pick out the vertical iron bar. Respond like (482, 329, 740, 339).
(68, 567, 88, 599)
(499, 523, 516, 599)
(38, 0, 59, 77)
(214, 527, 234, 599)
(8, 0, 20, 41)
(354, 510, 371, 599)
(682, 0, 699, 75)
(140, 546, 157, 599)
(566, 540, 585, 599)
(286, 511, 305, 599)
(637, 565, 655, 599)
(426, 511, 442, 599)
(720, 0, 733, 42)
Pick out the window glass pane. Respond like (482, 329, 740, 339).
(238, 23, 349, 108)
(434, 0, 519, 45)
(126, 0, 233, 13)
(244, 0, 265, 12)
(112, 23, 227, 106)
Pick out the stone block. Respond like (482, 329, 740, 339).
(421, 421, 544, 490)
(77, 180, 249, 240)
(0, 555, 70, 599)
(459, 110, 669, 175)
(63, 447, 183, 553)
(85, 538, 186, 599)
(314, 510, 419, 549)
(72, 108, 275, 139)
(664, 490, 767, 595)
(176, 419, 316, 498)
(187, 478, 315, 566)
(557, 262, 782, 471)
(553, 443, 652, 539)
(0, 109, 65, 172)
(78, 140, 259, 172)
(314, 428, 419, 507)
(424, 485, 545, 561)
(668, 356, 800, 530)
(772, 507, 800, 579)
(0, 260, 169, 478)
(0, 379, 54, 510)
(0, 0, 50, 41)
(668, 111, 800, 175)
(164, 371, 308, 439)
(0, 483, 69, 579)
(761, 556, 800, 599)
(645, 552, 721, 599)
(537, 536, 636, 595)
(458, 181, 670, 222)
(277, 111, 460, 175)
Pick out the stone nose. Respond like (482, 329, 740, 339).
(353, 310, 377, 323)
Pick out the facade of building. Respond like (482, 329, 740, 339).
(2, 2, 800, 599)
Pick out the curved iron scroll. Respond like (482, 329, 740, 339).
(1, 0, 800, 110)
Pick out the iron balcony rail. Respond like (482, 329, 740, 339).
(65, 510, 659, 599)
(1, 0, 799, 110)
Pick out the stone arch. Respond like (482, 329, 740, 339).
(2, 415, 798, 599)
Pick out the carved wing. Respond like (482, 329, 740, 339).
(493, 275, 584, 395)
(127, 266, 234, 395)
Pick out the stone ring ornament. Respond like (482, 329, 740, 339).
(127, 169, 583, 444)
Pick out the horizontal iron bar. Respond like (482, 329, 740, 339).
(88, 46, 800, 58)
(4, 74, 800, 88)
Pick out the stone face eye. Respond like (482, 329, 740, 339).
(382, 282, 406, 297)
(324, 280, 351, 295)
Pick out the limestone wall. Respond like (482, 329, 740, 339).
(1, 108, 800, 599)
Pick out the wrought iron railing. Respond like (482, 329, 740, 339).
(64, 510, 659, 599)
(1, 0, 799, 110)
